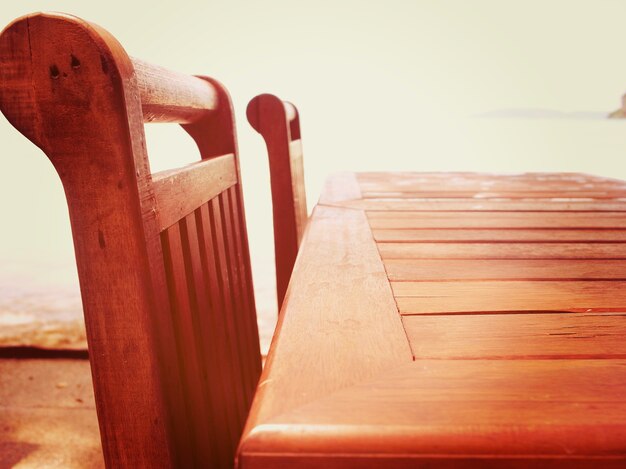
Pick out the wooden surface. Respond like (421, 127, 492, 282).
(0, 12, 260, 468)
(238, 171, 626, 468)
(247, 94, 308, 308)
(132, 57, 218, 123)
(153, 153, 237, 231)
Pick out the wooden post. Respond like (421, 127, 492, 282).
(247, 94, 307, 308)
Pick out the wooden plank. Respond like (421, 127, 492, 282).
(403, 313, 626, 359)
(357, 171, 624, 185)
(341, 199, 626, 211)
(392, 280, 626, 314)
(220, 191, 256, 403)
(178, 212, 233, 466)
(160, 222, 217, 465)
(241, 205, 412, 440)
(367, 211, 626, 229)
(226, 187, 262, 386)
(227, 185, 261, 371)
(240, 359, 626, 464)
(152, 153, 237, 231)
(358, 179, 626, 191)
(209, 197, 250, 422)
(374, 228, 626, 243)
(378, 242, 626, 259)
(363, 190, 626, 199)
(385, 259, 626, 281)
(360, 181, 626, 191)
(241, 454, 626, 468)
(194, 203, 241, 455)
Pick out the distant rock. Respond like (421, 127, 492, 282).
(608, 93, 626, 118)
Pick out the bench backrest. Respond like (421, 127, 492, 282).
(0, 12, 261, 468)
(247, 94, 307, 308)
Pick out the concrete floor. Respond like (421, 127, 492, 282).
(0, 318, 275, 468)
(0, 260, 277, 467)
(0, 358, 103, 468)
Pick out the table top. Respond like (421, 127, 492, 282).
(238, 171, 626, 468)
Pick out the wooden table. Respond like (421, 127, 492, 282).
(238, 172, 626, 468)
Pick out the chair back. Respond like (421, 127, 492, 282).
(0, 12, 261, 468)
(247, 94, 307, 307)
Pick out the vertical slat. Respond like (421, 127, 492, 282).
(196, 203, 242, 454)
(209, 197, 249, 426)
(219, 192, 254, 403)
(161, 223, 217, 466)
(224, 187, 261, 397)
(179, 212, 232, 467)
(227, 186, 262, 383)
(148, 235, 196, 469)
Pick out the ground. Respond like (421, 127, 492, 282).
(0, 274, 276, 468)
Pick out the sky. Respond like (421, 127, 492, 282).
(1, 0, 626, 313)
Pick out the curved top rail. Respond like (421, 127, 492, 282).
(132, 58, 217, 123)
(0, 12, 217, 130)
(247, 93, 298, 134)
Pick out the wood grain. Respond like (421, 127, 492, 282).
(209, 196, 251, 421)
(239, 170, 626, 468)
(373, 228, 626, 242)
(194, 203, 242, 453)
(153, 153, 237, 231)
(403, 313, 626, 359)
(357, 170, 624, 186)
(241, 360, 626, 466)
(225, 186, 262, 391)
(378, 242, 626, 259)
(392, 280, 626, 314)
(161, 221, 220, 465)
(385, 258, 626, 281)
(241, 205, 412, 442)
(219, 191, 255, 403)
(132, 57, 217, 123)
(362, 190, 626, 199)
(342, 199, 626, 211)
(367, 211, 626, 229)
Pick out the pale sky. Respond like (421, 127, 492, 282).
(1, 1, 626, 309)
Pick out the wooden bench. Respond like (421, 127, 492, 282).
(0, 12, 261, 468)
(247, 95, 307, 308)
